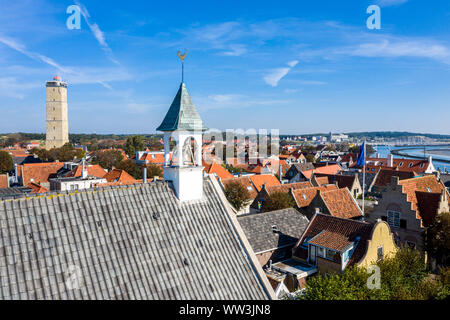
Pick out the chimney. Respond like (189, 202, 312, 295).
(388, 154, 394, 167)
(143, 166, 147, 183)
(428, 155, 433, 165)
(81, 158, 88, 179)
(14, 164, 18, 184)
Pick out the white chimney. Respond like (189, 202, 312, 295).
(81, 158, 88, 179)
(388, 154, 394, 167)
(143, 166, 147, 183)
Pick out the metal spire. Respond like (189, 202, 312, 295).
(177, 49, 187, 83)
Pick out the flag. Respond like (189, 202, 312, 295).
(356, 142, 365, 167)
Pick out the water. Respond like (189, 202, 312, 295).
(373, 145, 450, 172)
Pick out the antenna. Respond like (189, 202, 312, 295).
(177, 49, 187, 83)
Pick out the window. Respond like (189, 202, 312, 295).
(317, 247, 325, 257)
(399, 162, 403, 167)
(302, 194, 307, 200)
(409, 163, 413, 168)
(326, 249, 336, 260)
(387, 210, 401, 227)
(247, 186, 253, 191)
(420, 163, 424, 168)
(377, 246, 384, 261)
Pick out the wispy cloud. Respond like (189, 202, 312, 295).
(0, 35, 75, 74)
(196, 93, 292, 110)
(0, 35, 126, 89)
(75, 1, 119, 65)
(376, 0, 408, 7)
(336, 38, 450, 64)
(263, 60, 298, 87)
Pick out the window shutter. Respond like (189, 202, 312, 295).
(400, 219, 407, 229)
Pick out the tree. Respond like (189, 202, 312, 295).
(224, 180, 251, 211)
(0, 151, 13, 174)
(146, 164, 163, 178)
(426, 212, 450, 267)
(296, 246, 449, 300)
(30, 143, 85, 162)
(124, 135, 144, 157)
(92, 150, 124, 170)
(305, 154, 316, 163)
(262, 191, 295, 212)
(116, 160, 142, 180)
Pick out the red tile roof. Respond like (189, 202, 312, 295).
(249, 174, 281, 192)
(292, 185, 338, 208)
(139, 152, 165, 164)
(19, 162, 64, 185)
(294, 214, 375, 266)
(66, 164, 107, 178)
(302, 164, 341, 180)
(320, 188, 363, 219)
(265, 181, 312, 195)
(203, 161, 234, 179)
(221, 176, 258, 198)
(314, 173, 356, 190)
(365, 158, 431, 173)
(27, 182, 49, 194)
(373, 169, 416, 187)
(103, 169, 137, 184)
(398, 175, 449, 226)
(0, 174, 9, 188)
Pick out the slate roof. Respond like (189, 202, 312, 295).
(0, 178, 270, 300)
(237, 208, 309, 253)
(156, 82, 208, 132)
(0, 187, 33, 200)
(291, 163, 315, 174)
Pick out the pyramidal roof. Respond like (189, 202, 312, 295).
(157, 82, 208, 132)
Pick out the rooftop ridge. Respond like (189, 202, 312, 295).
(0, 181, 169, 204)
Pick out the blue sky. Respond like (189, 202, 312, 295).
(0, 0, 449, 135)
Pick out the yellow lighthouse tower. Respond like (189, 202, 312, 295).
(46, 76, 69, 149)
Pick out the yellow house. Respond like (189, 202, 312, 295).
(293, 214, 398, 274)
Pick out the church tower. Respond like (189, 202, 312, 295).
(157, 82, 208, 202)
(46, 76, 69, 149)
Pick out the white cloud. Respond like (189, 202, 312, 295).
(264, 68, 291, 87)
(263, 60, 299, 87)
(196, 93, 292, 110)
(287, 60, 299, 68)
(0, 77, 40, 99)
(75, 1, 119, 65)
(340, 38, 450, 63)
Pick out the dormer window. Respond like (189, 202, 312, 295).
(409, 163, 413, 168)
(420, 163, 424, 168)
(399, 162, 403, 167)
(272, 225, 279, 233)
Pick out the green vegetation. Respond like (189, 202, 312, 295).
(0, 151, 13, 174)
(30, 143, 85, 162)
(224, 180, 252, 211)
(262, 191, 295, 212)
(91, 150, 124, 170)
(146, 164, 163, 178)
(297, 247, 449, 300)
(124, 135, 145, 157)
(426, 212, 450, 267)
(116, 160, 142, 180)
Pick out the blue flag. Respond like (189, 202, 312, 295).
(356, 142, 365, 167)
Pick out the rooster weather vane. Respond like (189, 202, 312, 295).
(177, 49, 187, 82)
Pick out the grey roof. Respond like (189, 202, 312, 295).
(292, 163, 315, 173)
(237, 208, 309, 253)
(156, 82, 208, 132)
(0, 179, 269, 300)
(0, 187, 32, 200)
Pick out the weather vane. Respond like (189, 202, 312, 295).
(177, 48, 187, 83)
